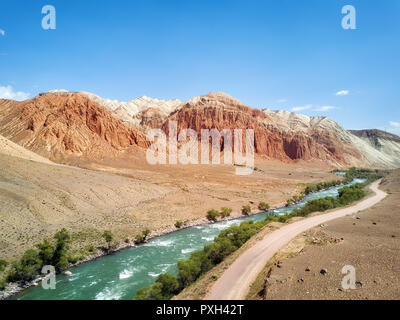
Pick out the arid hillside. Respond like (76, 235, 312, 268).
(0, 90, 400, 262)
(2, 91, 400, 169)
(0, 93, 148, 163)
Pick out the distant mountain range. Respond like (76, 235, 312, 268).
(1, 90, 399, 168)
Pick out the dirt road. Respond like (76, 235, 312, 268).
(205, 180, 387, 300)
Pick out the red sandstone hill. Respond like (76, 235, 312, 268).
(159, 92, 358, 164)
(1, 90, 400, 168)
(0, 93, 148, 162)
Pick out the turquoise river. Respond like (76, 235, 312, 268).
(14, 177, 365, 300)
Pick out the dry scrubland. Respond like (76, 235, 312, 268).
(0, 149, 337, 262)
(247, 170, 400, 300)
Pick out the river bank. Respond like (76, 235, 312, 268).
(247, 171, 399, 300)
(205, 179, 386, 299)
(0, 202, 287, 300)
(3, 176, 365, 300)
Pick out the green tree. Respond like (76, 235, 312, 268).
(134, 273, 180, 300)
(0, 259, 8, 272)
(241, 205, 251, 215)
(220, 207, 232, 218)
(135, 234, 144, 244)
(102, 230, 114, 250)
(143, 229, 151, 239)
(36, 239, 54, 266)
(52, 228, 71, 271)
(0, 279, 6, 290)
(7, 249, 42, 282)
(175, 221, 183, 228)
(206, 209, 220, 221)
(156, 273, 179, 298)
(258, 202, 270, 211)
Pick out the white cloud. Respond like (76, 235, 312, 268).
(0, 85, 30, 101)
(315, 105, 337, 112)
(277, 98, 287, 103)
(0, 29, 4, 36)
(389, 121, 400, 128)
(291, 104, 312, 112)
(336, 90, 349, 96)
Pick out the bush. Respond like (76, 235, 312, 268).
(135, 229, 151, 244)
(52, 228, 71, 271)
(36, 239, 54, 266)
(135, 220, 268, 300)
(135, 234, 145, 244)
(102, 230, 114, 250)
(67, 255, 80, 264)
(258, 202, 270, 211)
(0, 278, 6, 290)
(241, 205, 251, 215)
(0, 260, 8, 272)
(220, 207, 232, 218)
(7, 249, 42, 283)
(175, 221, 183, 228)
(143, 229, 151, 239)
(135, 273, 179, 300)
(206, 209, 220, 221)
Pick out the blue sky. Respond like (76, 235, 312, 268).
(0, 0, 399, 133)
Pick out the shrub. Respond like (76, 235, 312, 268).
(135, 234, 145, 244)
(0, 260, 8, 272)
(258, 202, 270, 211)
(206, 209, 220, 221)
(7, 249, 42, 283)
(135, 273, 179, 300)
(36, 239, 54, 266)
(67, 255, 80, 264)
(102, 230, 114, 250)
(52, 228, 71, 271)
(0, 279, 7, 290)
(175, 221, 183, 228)
(220, 207, 232, 218)
(135, 229, 151, 244)
(143, 229, 151, 239)
(241, 205, 251, 215)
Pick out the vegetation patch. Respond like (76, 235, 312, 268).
(134, 168, 381, 300)
(134, 220, 268, 300)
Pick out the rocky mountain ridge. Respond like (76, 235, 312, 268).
(1, 90, 399, 168)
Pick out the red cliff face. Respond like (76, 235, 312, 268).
(158, 93, 353, 164)
(0, 91, 368, 167)
(0, 93, 148, 160)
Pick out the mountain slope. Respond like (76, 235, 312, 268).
(1, 90, 399, 169)
(0, 93, 148, 162)
(0, 134, 54, 164)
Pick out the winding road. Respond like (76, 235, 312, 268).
(205, 180, 387, 300)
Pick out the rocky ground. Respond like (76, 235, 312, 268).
(247, 170, 400, 300)
(0, 146, 336, 263)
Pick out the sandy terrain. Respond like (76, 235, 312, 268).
(247, 170, 400, 300)
(205, 179, 387, 300)
(0, 147, 337, 262)
(0, 134, 53, 165)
